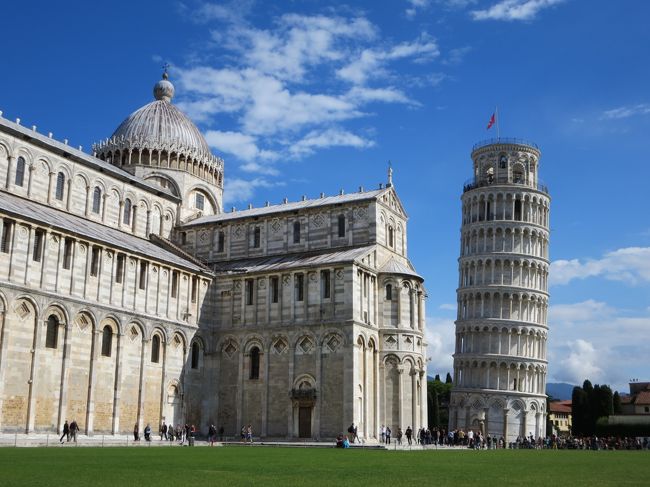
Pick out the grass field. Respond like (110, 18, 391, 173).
(0, 446, 648, 486)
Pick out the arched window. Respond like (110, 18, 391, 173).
(388, 226, 394, 248)
(15, 157, 26, 187)
(385, 284, 392, 300)
(217, 231, 225, 253)
(123, 199, 132, 225)
(55, 172, 65, 200)
(191, 342, 200, 369)
(253, 227, 261, 248)
(151, 334, 160, 363)
(337, 214, 346, 238)
(249, 346, 260, 380)
(45, 315, 59, 349)
(101, 325, 112, 357)
(293, 221, 301, 243)
(92, 186, 102, 214)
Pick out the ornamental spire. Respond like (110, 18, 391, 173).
(387, 160, 393, 187)
(153, 64, 175, 102)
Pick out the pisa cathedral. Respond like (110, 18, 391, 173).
(0, 73, 427, 440)
(449, 140, 550, 441)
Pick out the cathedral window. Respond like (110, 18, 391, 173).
(151, 335, 160, 363)
(293, 221, 301, 243)
(191, 276, 198, 303)
(295, 274, 304, 301)
(62, 238, 73, 269)
(90, 246, 100, 277)
(45, 315, 59, 349)
(195, 192, 205, 211)
(1, 219, 13, 253)
(92, 186, 102, 214)
(15, 157, 25, 187)
(271, 276, 279, 303)
(499, 155, 507, 169)
(171, 271, 179, 298)
(217, 231, 225, 253)
(115, 254, 125, 283)
(245, 279, 254, 305)
(32, 229, 44, 262)
(385, 284, 392, 301)
(321, 270, 331, 299)
(180, 232, 187, 245)
(388, 226, 394, 248)
(337, 214, 346, 238)
(139, 262, 147, 290)
(123, 199, 132, 225)
(249, 347, 260, 380)
(191, 342, 200, 369)
(101, 325, 112, 357)
(55, 172, 65, 201)
(252, 227, 261, 248)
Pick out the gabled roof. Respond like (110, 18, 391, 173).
(549, 401, 572, 414)
(634, 391, 650, 406)
(211, 245, 375, 274)
(0, 190, 208, 274)
(182, 188, 389, 226)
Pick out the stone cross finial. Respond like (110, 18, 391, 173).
(387, 160, 393, 187)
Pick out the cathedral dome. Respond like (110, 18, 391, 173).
(93, 72, 223, 186)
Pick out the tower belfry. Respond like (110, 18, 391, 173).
(449, 138, 551, 442)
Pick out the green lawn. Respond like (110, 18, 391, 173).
(0, 446, 648, 486)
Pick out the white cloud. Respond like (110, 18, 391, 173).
(223, 177, 281, 205)
(438, 303, 456, 311)
(548, 300, 613, 324)
(204, 130, 278, 164)
(289, 128, 374, 158)
(471, 0, 564, 21)
(555, 339, 603, 385)
(600, 103, 650, 120)
(551, 247, 650, 286)
(425, 317, 456, 376)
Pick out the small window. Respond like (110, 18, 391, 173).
(15, 157, 26, 187)
(245, 279, 254, 305)
(32, 229, 44, 262)
(500, 155, 507, 169)
(337, 214, 346, 238)
(123, 199, 132, 225)
(217, 231, 225, 253)
(271, 277, 279, 303)
(385, 284, 392, 301)
(321, 270, 331, 299)
(249, 347, 260, 380)
(191, 342, 200, 369)
(151, 335, 160, 363)
(92, 186, 102, 214)
(293, 221, 301, 243)
(115, 254, 125, 283)
(101, 325, 112, 357)
(62, 238, 73, 269)
(55, 172, 65, 201)
(195, 192, 205, 211)
(139, 262, 147, 290)
(181, 232, 187, 245)
(171, 271, 178, 298)
(90, 246, 100, 277)
(191, 276, 198, 303)
(45, 315, 59, 349)
(388, 226, 394, 248)
(252, 227, 261, 248)
(295, 274, 304, 302)
(1, 220, 13, 253)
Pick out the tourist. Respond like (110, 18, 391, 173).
(246, 424, 253, 443)
(240, 425, 246, 442)
(133, 423, 139, 441)
(168, 424, 174, 442)
(397, 427, 403, 445)
(386, 426, 392, 444)
(209, 424, 216, 446)
(69, 420, 79, 443)
(380, 424, 386, 443)
(160, 421, 167, 440)
(144, 423, 152, 442)
(347, 423, 358, 443)
(60, 420, 69, 444)
(176, 424, 183, 444)
(342, 435, 350, 448)
(405, 426, 412, 445)
(218, 425, 224, 442)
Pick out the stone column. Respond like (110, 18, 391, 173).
(397, 365, 404, 431)
(47, 171, 55, 204)
(112, 332, 124, 434)
(5, 155, 13, 190)
(262, 345, 270, 438)
(26, 164, 35, 198)
(158, 338, 168, 432)
(0, 309, 7, 430)
(84, 186, 91, 217)
(26, 314, 46, 433)
(503, 408, 509, 442)
(57, 321, 72, 434)
(137, 338, 150, 432)
(237, 348, 244, 435)
(85, 328, 101, 435)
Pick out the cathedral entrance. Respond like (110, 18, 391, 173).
(298, 407, 312, 438)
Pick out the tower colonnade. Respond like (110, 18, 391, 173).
(449, 139, 550, 442)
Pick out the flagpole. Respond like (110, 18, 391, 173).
(496, 105, 500, 140)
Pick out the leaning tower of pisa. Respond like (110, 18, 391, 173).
(448, 139, 550, 442)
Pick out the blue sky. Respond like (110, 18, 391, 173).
(2, 0, 649, 392)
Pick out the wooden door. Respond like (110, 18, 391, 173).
(298, 407, 311, 438)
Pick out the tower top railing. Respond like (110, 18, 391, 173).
(463, 176, 549, 194)
(472, 138, 539, 152)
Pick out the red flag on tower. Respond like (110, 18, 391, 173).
(487, 112, 496, 130)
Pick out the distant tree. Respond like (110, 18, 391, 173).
(431, 391, 441, 428)
(613, 391, 622, 414)
(445, 372, 453, 384)
(545, 396, 554, 436)
(434, 374, 441, 382)
(593, 384, 613, 421)
(572, 386, 588, 436)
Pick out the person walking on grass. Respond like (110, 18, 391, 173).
(60, 420, 69, 444)
(405, 426, 412, 446)
(69, 420, 79, 443)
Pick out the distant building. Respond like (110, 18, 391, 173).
(548, 400, 572, 436)
(621, 382, 650, 416)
